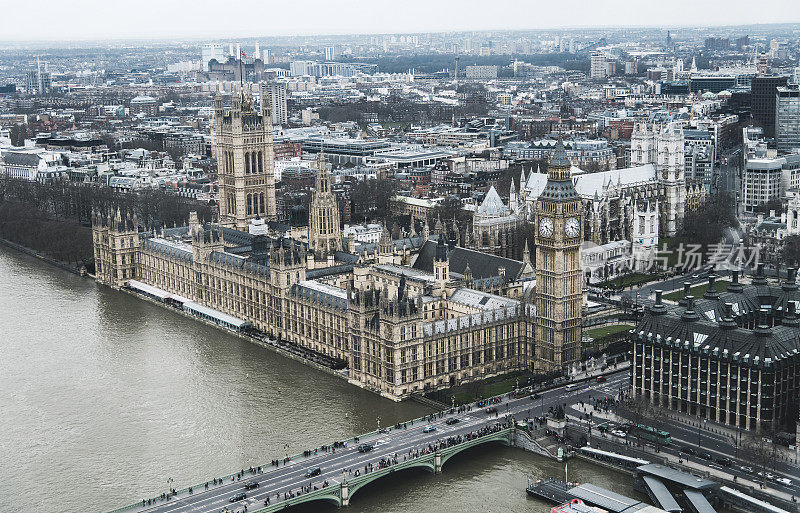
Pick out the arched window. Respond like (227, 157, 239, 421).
(258, 151, 263, 173)
(245, 153, 250, 174)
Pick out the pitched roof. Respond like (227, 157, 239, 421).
(525, 164, 657, 199)
(475, 186, 507, 217)
(2, 152, 42, 167)
(548, 138, 571, 168)
(412, 240, 525, 283)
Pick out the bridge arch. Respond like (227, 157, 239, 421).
(439, 431, 512, 469)
(347, 459, 435, 500)
(260, 490, 341, 512)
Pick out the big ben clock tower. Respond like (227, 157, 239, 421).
(534, 138, 583, 373)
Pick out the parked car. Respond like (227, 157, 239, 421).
(305, 467, 321, 478)
(445, 418, 460, 425)
(243, 481, 259, 489)
(423, 425, 437, 433)
(357, 443, 374, 453)
(229, 493, 247, 502)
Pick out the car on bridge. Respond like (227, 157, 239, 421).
(445, 418, 460, 425)
(243, 481, 259, 489)
(531, 393, 541, 400)
(485, 407, 498, 414)
(595, 375, 606, 382)
(305, 467, 321, 478)
(423, 425, 437, 433)
(229, 492, 247, 502)
(357, 443, 374, 453)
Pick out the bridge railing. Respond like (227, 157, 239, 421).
(104, 410, 459, 513)
(106, 392, 528, 513)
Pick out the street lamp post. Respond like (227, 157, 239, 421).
(167, 477, 173, 497)
(697, 418, 707, 450)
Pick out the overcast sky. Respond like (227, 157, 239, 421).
(3, 0, 799, 41)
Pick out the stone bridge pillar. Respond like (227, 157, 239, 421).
(434, 451, 442, 473)
(341, 481, 350, 507)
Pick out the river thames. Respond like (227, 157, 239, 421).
(0, 247, 640, 513)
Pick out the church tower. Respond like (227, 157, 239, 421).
(213, 84, 276, 230)
(534, 138, 583, 373)
(657, 123, 685, 237)
(308, 151, 342, 261)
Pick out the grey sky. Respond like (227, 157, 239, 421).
(3, 0, 799, 41)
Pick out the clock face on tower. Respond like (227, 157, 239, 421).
(539, 217, 554, 238)
(565, 217, 580, 238)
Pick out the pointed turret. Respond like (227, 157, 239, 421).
(434, 214, 443, 234)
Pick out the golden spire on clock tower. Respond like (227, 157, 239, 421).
(533, 137, 583, 373)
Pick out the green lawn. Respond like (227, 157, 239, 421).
(585, 324, 634, 340)
(663, 280, 730, 301)
(596, 273, 660, 289)
(441, 372, 528, 405)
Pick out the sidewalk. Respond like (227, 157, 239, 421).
(566, 411, 798, 507)
(566, 360, 630, 384)
(659, 408, 798, 463)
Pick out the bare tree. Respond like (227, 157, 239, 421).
(741, 428, 777, 488)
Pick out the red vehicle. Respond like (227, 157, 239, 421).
(595, 375, 606, 383)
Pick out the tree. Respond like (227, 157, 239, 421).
(741, 430, 777, 488)
(782, 235, 800, 265)
(757, 198, 783, 216)
(349, 179, 397, 225)
(430, 196, 470, 232)
(680, 192, 739, 246)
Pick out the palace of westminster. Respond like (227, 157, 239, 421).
(91, 86, 589, 399)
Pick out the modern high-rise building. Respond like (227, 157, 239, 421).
(590, 51, 607, 79)
(534, 139, 584, 372)
(324, 46, 337, 61)
(751, 75, 788, 138)
(213, 86, 277, 229)
(262, 82, 288, 125)
(776, 85, 800, 153)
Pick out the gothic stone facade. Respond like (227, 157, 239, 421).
(214, 85, 277, 230)
(92, 210, 537, 400)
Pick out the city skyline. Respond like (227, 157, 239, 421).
(2, 0, 800, 42)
